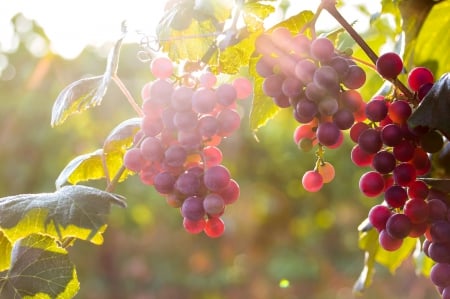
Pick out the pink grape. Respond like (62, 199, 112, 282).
(302, 170, 323, 192)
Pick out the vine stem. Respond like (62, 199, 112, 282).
(321, 0, 414, 99)
(112, 74, 144, 117)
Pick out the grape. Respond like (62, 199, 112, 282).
(151, 56, 173, 79)
(204, 217, 225, 238)
(427, 199, 448, 221)
(141, 115, 164, 137)
(386, 213, 412, 239)
(203, 193, 225, 217)
(376, 52, 403, 79)
(379, 229, 403, 251)
(381, 124, 403, 146)
(358, 128, 383, 154)
(204, 165, 231, 192)
(388, 100, 411, 124)
(175, 171, 201, 196)
(192, 87, 217, 114)
(293, 124, 316, 144)
(181, 196, 205, 221)
(418, 82, 434, 101)
(327, 56, 350, 79)
(317, 162, 335, 183)
(332, 109, 354, 130)
(173, 110, 198, 131)
(295, 99, 318, 123)
(408, 67, 434, 92)
(410, 147, 431, 175)
(409, 221, 428, 238)
(161, 107, 177, 130)
(305, 82, 327, 102)
(404, 198, 429, 223)
(153, 171, 176, 194)
(203, 146, 223, 167)
(199, 71, 217, 88)
(316, 122, 340, 147)
(294, 59, 317, 84)
(273, 94, 291, 108)
(164, 144, 187, 168)
(183, 217, 206, 234)
(313, 66, 340, 94)
(350, 122, 370, 143)
(368, 204, 392, 231)
(429, 242, 450, 263)
(302, 170, 323, 192)
(430, 263, 450, 288)
(219, 179, 240, 205)
(217, 108, 241, 137)
(393, 163, 416, 186)
(233, 77, 253, 99)
(216, 83, 237, 106)
(150, 79, 174, 106)
(341, 90, 364, 112)
(384, 185, 408, 208)
(359, 171, 385, 197)
(140, 137, 164, 162)
(393, 140, 415, 162)
(281, 77, 303, 98)
(310, 37, 335, 61)
(342, 65, 366, 89)
(365, 98, 388, 122)
(256, 57, 274, 77)
(407, 180, 429, 200)
(351, 144, 374, 167)
(171, 85, 194, 111)
(430, 220, 450, 243)
(318, 97, 339, 116)
(178, 130, 202, 151)
(372, 150, 396, 174)
(124, 148, 146, 172)
(198, 115, 218, 138)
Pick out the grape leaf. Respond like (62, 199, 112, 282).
(0, 232, 12, 273)
(0, 185, 126, 245)
(0, 234, 79, 299)
(408, 73, 450, 138)
(56, 118, 140, 188)
(421, 178, 450, 194)
(50, 31, 125, 127)
(248, 11, 314, 132)
(242, 2, 275, 32)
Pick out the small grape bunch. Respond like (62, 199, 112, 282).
(254, 27, 367, 191)
(123, 56, 252, 238)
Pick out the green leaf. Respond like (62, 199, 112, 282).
(50, 32, 125, 127)
(410, 0, 450, 77)
(0, 231, 12, 272)
(248, 11, 314, 132)
(55, 118, 140, 188)
(0, 234, 79, 299)
(242, 2, 275, 32)
(375, 236, 416, 273)
(0, 185, 126, 245)
(408, 73, 450, 138)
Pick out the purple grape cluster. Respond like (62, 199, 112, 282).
(254, 27, 367, 191)
(123, 57, 252, 238)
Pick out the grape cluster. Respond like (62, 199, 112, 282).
(254, 27, 366, 192)
(123, 56, 252, 238)
(357, 53, 449, 296)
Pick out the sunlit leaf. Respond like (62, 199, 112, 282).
(0, 234, 79, 299)
(248, 11, 314, 132)
(50, 33, 125, 127)
(410, 0, 450, 77)
(408, 73, 450, 138)
(194, 0, 232, 23)
(243, 2, 275, 32)
(353, 226, 378, 294)
(0, 231, 12, 272)
(0, 185, 126, 245)
(103, 117, 141, 152)
(375, 236, 416, 273)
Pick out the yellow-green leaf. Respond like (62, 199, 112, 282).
(375, 236, 416, 273)
(0, 185, 126, 245)
(0, 234, 79, 299)
(0, 231, 12, 272)
(103, 117, 141, 153)
(243, 2, 275, 33)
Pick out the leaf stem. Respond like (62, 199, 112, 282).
(321, 0, 414, 99)
(106, 165, 127, 193)
(112, 74, 144, 117)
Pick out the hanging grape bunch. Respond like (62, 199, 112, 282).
(123, 56, 252, 238)
(254, 27, 366, 192)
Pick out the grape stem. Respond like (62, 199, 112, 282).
(321, 0, 414, 99)
(112, 74, 144, 117)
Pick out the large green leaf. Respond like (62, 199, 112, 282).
(55, 118, 141, 188)
(0, 185, 126, 245)
(408, 73, 450, 138)
(50, 31, 125, 126)
(0, 234, 79, 299)
(0, 232, 12, 273)
(249, 11, 314, 132)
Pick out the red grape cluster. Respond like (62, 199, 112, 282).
(357, 52, 449, 297)
(123, 56, 252, 238)
(254, 27, 366, 192)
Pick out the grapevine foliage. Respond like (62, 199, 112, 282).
(0, 0, 449, 298)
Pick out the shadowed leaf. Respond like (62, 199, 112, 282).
(50, 32, 125, 126)
(421, 178, 450, 194)
(408, 73, 450, 138)
(0, 234, 79, 299)
(0, 185, 126, 245)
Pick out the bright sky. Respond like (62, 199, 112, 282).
(0, 0, 380, 59)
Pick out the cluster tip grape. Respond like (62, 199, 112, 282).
(124, 56, 251, 238)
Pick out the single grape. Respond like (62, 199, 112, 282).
(219, 179, 240, 205)
(359, 171, 385, 197)
(332, 109, 355, 130)
(150, 79, 174, 106)
(376, 52, 403, 79)
(379, 229, 403, 251)
(203, 193, 225, 217)
(217, 108, 241, 137)
(340, 90, 364, 112)
(281, 76, 303, 98)
(310, 37, 335, 61)
(192, 87, 217, 114)
(173, 110, 198, 131)
(350, 122, 370, 143)
(393, 140, 415, 162)
(384, 185, 408, 208)
(427, 199, 448, 221)
(141, 115, 164, 137)
(393, 163, 416, 186)
(318, 97, 339, 116)
(365, 98, 388, 122)
(430, 263, 450, 288)
(175, 171, 201, 196)
(388, 100, 411, 124)
(386, 213, 412, 239)
(342, 65, 366, 89)
(164, 144, 187, 168)
(216, 83, 237, 106)
(351, 144, 374, 167)
(313, 66, 340, 94)
(204, 217, 225, 238)
(198, 115, 219, 138)
(317, 162, 335, 184)
(381, 124, 403, 147)
(372, 150, 396, 174)
(203, 146, 223, 167)
(369, 205, 392, 231)
(316, 122, 340, 147)
(404, 198, 429, 223)
(428, 242, 450, 263)
(233, 77, 252, 99)
(358, 128, 383, 154)
(294, 59, 317, 84)
(171, 85, 194, 111)
(302, 170, 324, 192)
(407, 180, 429, 200)
(407, 67, 434, 92)
(123, 148, 146, 172)
(181, 196, 205, 221)
(183, 217, 206, 234)
(153, 171, 176, 194)
(430, 220, 450, 243)
(204, 165, 231, 192)
(140, 136, 164, 162)
(151, 56, 173, 79)
(199, 71, 217, 88)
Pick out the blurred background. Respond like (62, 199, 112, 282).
(0, 2, 441, 299)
